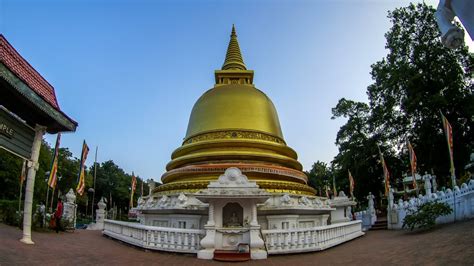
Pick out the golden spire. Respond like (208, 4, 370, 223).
(222, 25, 247, 70)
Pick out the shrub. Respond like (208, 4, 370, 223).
(0, 199, 21, 226)
(402, 201, 452, 231)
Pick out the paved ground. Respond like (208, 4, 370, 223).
(1, 220, 473, 266)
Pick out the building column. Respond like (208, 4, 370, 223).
(20, 125, 46, 245)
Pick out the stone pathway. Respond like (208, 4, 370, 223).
(1, 220, 473, 265)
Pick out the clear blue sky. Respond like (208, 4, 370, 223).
(1, 0, 469, 181)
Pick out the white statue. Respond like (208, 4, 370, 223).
(423, 173, 432, 196)
(280, 194, 292, 205)
(97, 197, 107, 210)
(367, 192, 375, 214)
(158, 195, 169, 207)
(65, 188, 76, 204)
(299, 196, 310, 206)
(137, 197, 145, 208)
(432, 175, 438, 193)
(147, 179, 156, 196)
(388, 187, 394, 209)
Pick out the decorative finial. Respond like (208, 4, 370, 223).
(222, 24, 246, 70)
(231, 24, 236, 37)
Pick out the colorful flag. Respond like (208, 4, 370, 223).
(20, 159, 27, 185)
(441, 112, 456, 187)
(378, 146, 391, 197)
(332, 175, 337, 197)
(76, 141, 89, 196)
(407, 140, 418, 190)
(130, 173, 137, 208)
(47, 133, 61, 188)
(348, 170, 355, 198)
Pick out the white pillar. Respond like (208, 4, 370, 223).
(207, 202, 215, 226)
(20, 125, 46, 245)
(251, 202, 258, 226)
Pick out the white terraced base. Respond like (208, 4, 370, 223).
(262, 220, 364, 254)
(103, 220, 205, 253)
(102, 168, 365, 258)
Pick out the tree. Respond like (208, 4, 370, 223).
(306, 161, 332, 196)
(366, 3, 473, 184)
(331, 3, 473, 201)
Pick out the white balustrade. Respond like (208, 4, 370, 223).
(103, 219, 205, 253)
(388, 179, 474, 229)
(261, 220, 364, 254)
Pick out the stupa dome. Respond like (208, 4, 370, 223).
(157, 26, 315, 196)
(185, 84, 283, 140)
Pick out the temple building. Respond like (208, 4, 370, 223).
(104, 26, 362, 261)
(0, 35, 77, 244)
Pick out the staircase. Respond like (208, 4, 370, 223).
(370, 218, 388, 230)
(213, 250, 251, 262)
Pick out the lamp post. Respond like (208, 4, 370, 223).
(88, 188, 95, 220)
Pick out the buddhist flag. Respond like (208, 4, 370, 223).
(76, 141, 89, 196)
(348, 170, 355, 198)
(47, 133, 61, 189)
(378, 146, 390, 197)
(441, 112, 456, 187)
(130, 173, 137, 208)
(407, 140, 417, 190)
(19, 160, 27, 185)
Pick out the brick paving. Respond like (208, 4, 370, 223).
(1, 220, 473, 266)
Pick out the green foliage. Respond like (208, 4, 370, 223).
(402, 201, 452, 231)
(0, 139, 148, 222)
(331, 3, 473, 201)
(0, 200, 20, 226)
(305, 161, 332, 195)
(0, 149, 23, 200)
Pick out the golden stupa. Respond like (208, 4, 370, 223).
(157, 26, 315, 196)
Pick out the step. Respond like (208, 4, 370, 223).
(213, 250, 251, 262)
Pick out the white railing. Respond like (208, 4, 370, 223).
(103, 220, 205, 253)
(261, 220, 364, 254)
(388, 180, 474, 229)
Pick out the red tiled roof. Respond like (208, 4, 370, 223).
(0, 34, 60, 110)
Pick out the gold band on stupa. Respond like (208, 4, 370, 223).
(158, 25, 316, 196)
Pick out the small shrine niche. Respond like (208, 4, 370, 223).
(223, 202, 243, 227)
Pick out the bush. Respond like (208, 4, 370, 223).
(402, 201, 452, 231)
(0, 199, 21, 226)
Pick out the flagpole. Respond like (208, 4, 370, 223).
(50, 186, 55, 211)
(45, 187, 50, 213)
(91, 146, 98, 220)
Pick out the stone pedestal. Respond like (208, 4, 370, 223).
(88, 197, 107, 230)
(249, 226, 266, 259)
(329, 191, 356, 224)
(197, 225, 216, 259)
(63, 189, 77, 229)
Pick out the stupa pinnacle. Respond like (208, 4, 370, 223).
(222, 25, 246, 70)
